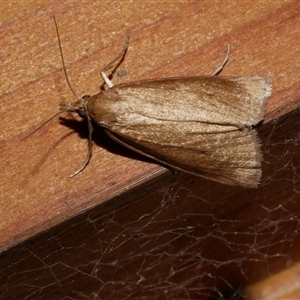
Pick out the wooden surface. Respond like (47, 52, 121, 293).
(1, 1, 300, 299)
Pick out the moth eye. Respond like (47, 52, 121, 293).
(78, 109, 87, 119)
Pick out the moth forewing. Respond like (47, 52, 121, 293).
(88, 76, 270, 124)
(104, 127, 262, 188)
(86, 76, 270, 188)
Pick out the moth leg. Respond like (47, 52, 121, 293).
(69, 118, 94, 178)
(101, 72, 114, 88)
(210, 44, 230, 76)
(100, 30, 131, 88)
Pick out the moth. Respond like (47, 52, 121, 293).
(35, 18, 271, 188)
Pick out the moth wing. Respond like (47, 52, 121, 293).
(105, 121, 262, 188)
(105, 76, 271, 127)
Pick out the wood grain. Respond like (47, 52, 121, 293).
(1, 1, 300, 299)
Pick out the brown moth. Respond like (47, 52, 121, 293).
(38, 18, 272, 188)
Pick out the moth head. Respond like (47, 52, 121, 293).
(60, 95, 91, 119)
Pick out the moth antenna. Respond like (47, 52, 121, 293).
(210, 44, 230, 76)
(21, 112, 62, 141)
(53, 16, 79, 101)
(100, 30, 131, 88)
(22, 17, 80, 141)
